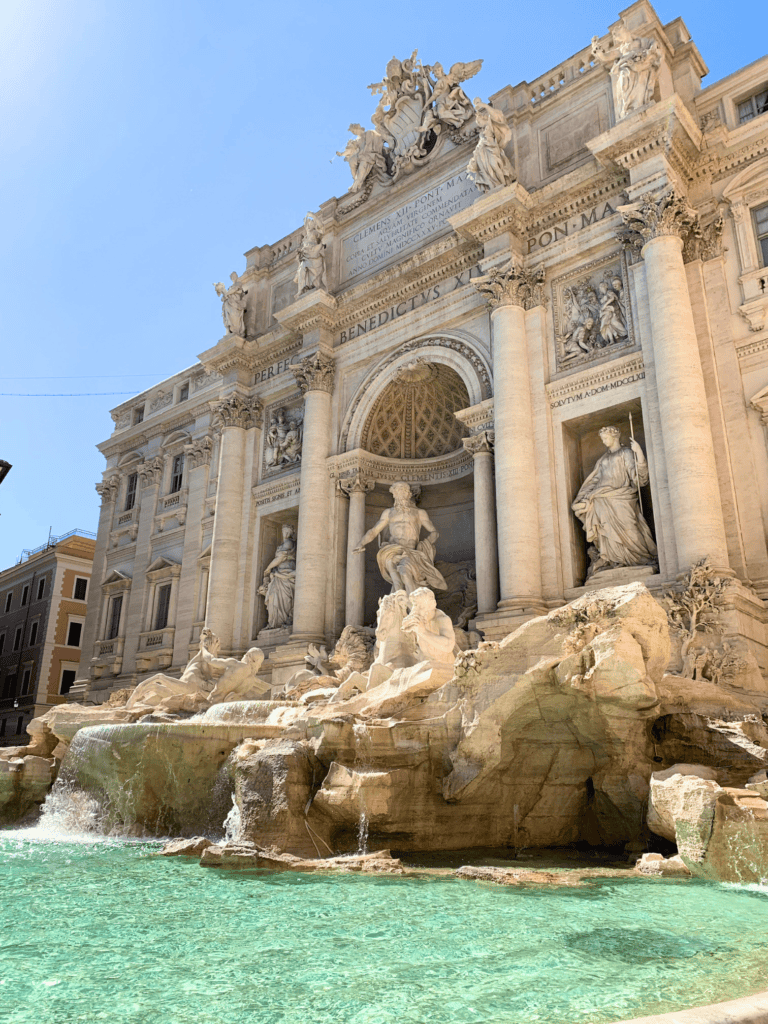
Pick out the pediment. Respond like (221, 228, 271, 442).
(102, 569, 132, 590)
(162, 429, 190, 449)
(146, 556, 179, 573)
(118, 451, 144, 468)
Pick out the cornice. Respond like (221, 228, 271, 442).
(546, 352, 645, 407)
(273, 288, 337, 335)
(448, 181, 533, 245)
(327, 446, 473, 484)
(737, 335, 768, 362)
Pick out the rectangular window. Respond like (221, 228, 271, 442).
(170, 455, 184, 494)
(178, 383, 189, 402)
(154, 584, 171, 631)
(133, 406, 145, 425)
(125, 472, 138, 511)
(0, 719, 5, 738)
(4, 593, 12, 613)
(755, 203, 768, 268)
(74, 577, 88, 601)
(3, 675, 16, 699)
(60, 670, 76, 695)
(738, 87, 768, 124)
(66, 621, 83, 647)
(21, 585, 29, 606)
(0, 634, 4, 655)
(16, 716, 24, 736)
(108, 595, 123, 639)
(37, 578, 45, 601)
(13, 627, 22, 652)
(29, 621, 38, 646)
(21, 668, 31, 695)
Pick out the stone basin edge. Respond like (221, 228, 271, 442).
(608, 988, 768, 1024)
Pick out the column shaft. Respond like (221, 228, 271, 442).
(472, 450, 499, 614)
(207, 425, 246, 651)
(642, 234, 729, 569)
(291, 388, 333, 642)
(345, 486, 368, 627)
(491, 302, 543, 609)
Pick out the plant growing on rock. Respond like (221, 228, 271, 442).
(661, 558, 733, 679)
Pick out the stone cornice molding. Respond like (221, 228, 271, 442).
(462, 430, 494, 455)
(449, 181, 533, 245)
(198, 333, 260, 378)
(327, 446, 472, 485)
(211, 394, 263, 431)
(274, 288, 337, 336)
(473, 256, 547, 310)
(138, 455, 165, 487)
(546, 352, 645, 408)
(292, 351, 336, 395)
(338, 471, 375, 498)
(251, 472, 301, 505)
(617, 185, 697, 249)
(95, 477, 120, 504)
(184, 435, 214, 469)
(749, 386, 768, 427)
(525, 173, 628, 238)
(336, 236, 482, 336)
(454, 398, 494, 435)
(587, 95, 702, 183)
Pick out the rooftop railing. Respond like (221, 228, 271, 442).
(17, 528, 97, 564)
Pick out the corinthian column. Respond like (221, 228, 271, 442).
(619, 187, 729, 570)
(290, 352, 335, 643)
(78, 475, 120, 681)
(474, 258, 547, 615)
(206, 394, 262, 652)
(340, 472, 375, 627)
(462, 431, 498, 615)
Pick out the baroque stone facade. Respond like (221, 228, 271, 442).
(78, 1, 768, 697)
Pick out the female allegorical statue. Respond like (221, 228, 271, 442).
(259, 524, 297, 629)
(572, 425, 657, 580)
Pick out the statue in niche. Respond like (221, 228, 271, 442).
(214, 272, 248, 337)
(265, 408, 302, 469)
(354, 481, 447, 595)
(336, 123, 389, 193)
(259, 524, 297, 629)
(572, 426, 657, 580)
(295, 212, 326, 295)
(466, 98, 515, 193)
(591, 23, 661, 120)
(560, 270, 628, 364)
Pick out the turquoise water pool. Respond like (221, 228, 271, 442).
(2, 829, 768, 1024)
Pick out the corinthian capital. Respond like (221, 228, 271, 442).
(184, 435, 214, 469)
(617, 185, 697, 247)
(338, 471, 375, 498)
(473, 257, 546, 310)
(462, 430, 494, 455)
(95, 476, 120, 504)
(138, 455, 164, 487)
(211, 394, 263, 430)
(292, 351, 335, 395)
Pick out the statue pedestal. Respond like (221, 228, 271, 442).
(266, 642, 316, 691)
(564, 566, 659, 602)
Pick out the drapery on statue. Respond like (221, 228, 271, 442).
(466, 98, 515, 193)
(336, 123, 388, 193)
(591, 23, 661, 120)
(295, 212, 326, 294)
(214, 272, 248, 337)
(572, 426, 657, 580)
(259, 524, 297, 629)
(354, 481, 447, 595)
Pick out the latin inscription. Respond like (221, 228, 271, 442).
(342, 172, 481, 281)
(338, 266, 482, 344)
(255, 486, 301, 508)
(254, 354, 301, 385)
(549, 371, 645, 409)
(527, 201, 617, 255)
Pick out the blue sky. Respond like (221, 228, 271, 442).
(0, 0, 763, 568)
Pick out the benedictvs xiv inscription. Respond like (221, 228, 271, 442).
(342, 172, 480, 280)
(338, 266, 482, 344)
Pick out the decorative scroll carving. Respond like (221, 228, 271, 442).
(184, 435, 214, 469)
(553, 257, 633, 370)
(339, 472, 375, 498)
(591, 22, 661, 121)
(214, 272, 248, 338)
(150, 391, 173, 413)
(95, 477, 120, 504)
(617, 186, 697, 246)
(473, 257, 546, 309)
(211, 394, 263, 430)
(295, 213, 326, 295)
(462, 430, 494, 455)
(139, 455, 165, 487)
(361, 361, 469, 460)
(292, 351, 336, 395)
(467, 99, 515, 194)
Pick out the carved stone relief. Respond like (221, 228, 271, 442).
(211, 394, 263, 431)
(263, 397, 304, 475)
(552, 255, 634, 371)
(150, 391, 173, 413)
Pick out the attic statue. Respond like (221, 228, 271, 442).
(354, 481, 447, 595)
(214, 272, 247, 337)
